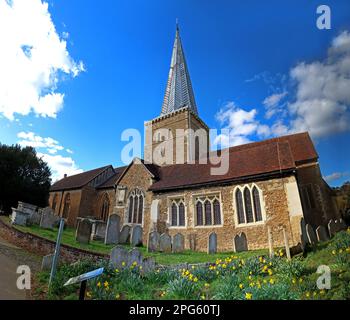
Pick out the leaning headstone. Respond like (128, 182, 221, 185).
(105, 214, 120, 245)
(41, 254, 54, 271)
(11, 208, 29, 226)
(17, 202, 37, 214)
(40, 207, 56, 229)
(92, 222, 107, 241)
(316, 225, 329, 242)
(159, 233, 172, 253)
(76, 219, 92, 244)
(131, 225, 143, 247)
(128, 248, 143, 267)
(119, 225, 131, 244)
(109, 246, 129, 269)
(148, 231, 160, 252)
(328, 219, 336, 238)
(234, 232, 248, 252)
(172, 233, 185, 253)
(141, 257, 156, 274)
(28, 210, 42, 226)
(300, 218, 309, 248)
(208, 232, 217, 254)
(306, 224, 317, 246)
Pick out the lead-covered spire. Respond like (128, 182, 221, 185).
(161, 25, 198, 116)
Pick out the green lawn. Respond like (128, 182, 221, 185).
(1, 216, 266, 265)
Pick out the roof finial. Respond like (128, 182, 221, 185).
(176, 18, 179, 31)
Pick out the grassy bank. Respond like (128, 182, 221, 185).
(34, 229, 350, 300)
(0, 216, 266, 265)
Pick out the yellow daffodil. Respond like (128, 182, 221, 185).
(122, 261, 126, 266)
(86, 291, 91, 298)
(115, 269, 119, 273)
(97, 282, 101, 288)
(268, 269, 273, 276)
(104, 281, 109, 288)
(305, 292, 310, 298)
(292, 278, 296, 284)
(115, 294, 120, 299)
(193, 277, 198, 282)
(204, 283, 210, 288)
(269, 278, 275, 285)
(245, 292, 252, 300)
(332, 250, 336, 255)
(239, 284, 244, 289)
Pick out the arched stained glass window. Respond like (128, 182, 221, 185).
(213, 199, 221, 225)
(252, 187, 262, 222)
(179, 202, 185, 226)
(244, 188, 254, 223)
(196, 202, 203, 226)
(171, 202, 178, 226)
(204, 200, 212, 225)
(236, 189, 245, 224)
(137, 195, 143, 224)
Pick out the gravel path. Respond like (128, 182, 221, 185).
(0, 235, 41, 300)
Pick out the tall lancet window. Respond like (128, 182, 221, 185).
(127, 189, 144, 224)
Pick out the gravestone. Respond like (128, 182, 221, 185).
(105, 214, 120, 245)
(316, 225, 329, 242)
(306, 224, 317, 246)
(11, 208, 29, 226)
(76, 219, 92, 244)
(128, 248, 143, 267)
(119, 225, 131, 244)
(188, 234, 197, 251)
(131, 225, 143, 247)
(148, 231, 160, 252)
(17, 202, 37, 214)
(92, 222, 107, 241)
(109, 246, 129, 269)
(328, 219, 336, 238)
(234, 232, 248, 252)
(300, 218, 309, 248)
(41, 254, 54, 271)
(40, 207, 56, 229)
(29, 210, 42, 226)
(141, 257, 156, 274)
(159, 233, 172, 253)
(172, 233, 185, 253)
(208, 232, 217, 254)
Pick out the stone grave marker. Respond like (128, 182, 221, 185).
(208, 232, 217, 254)
(188, 234, 197, 251)
(119, 225, 131, 244)
(300, 218, 309, 248)
(131, 225, 143, 247)
(141, 257, 156, 274)
(40, 207, 56, 229)
(159, 233, 172, 253)
(76, 219, 92, 244)
(128, 248, 143, 267)
(41, 254, 54, 271)
(29, 210, 42, 226)
(109, 246, 129, 269)
(148, 231, 160, 252)
(306, 224, 317, 246)
(328, 219, 336, 238)
(172, 233, 185, 253)
(316, 225, 329, 242)
(92, 222, 106, 241)
(234, 232, 248, 252)
(11, 208, 29, 226)
(105, 214, 120, 245)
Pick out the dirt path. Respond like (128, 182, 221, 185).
(0, 235, 41, 300)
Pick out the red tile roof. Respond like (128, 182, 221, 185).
(149, 132, 317, 191)
(97, 166, 128, 189)
(50, 166, 111, 191)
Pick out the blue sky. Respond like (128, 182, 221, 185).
(0, 0, 350, 186)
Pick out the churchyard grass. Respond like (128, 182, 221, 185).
(33, 228, 350, 300)
(0, 216, 265, 264)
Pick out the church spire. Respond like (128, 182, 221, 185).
(161, 24, 198, 116)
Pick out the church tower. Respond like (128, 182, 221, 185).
(144, 25, 209, 166)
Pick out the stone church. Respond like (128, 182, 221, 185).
(49, 26, 339, 252)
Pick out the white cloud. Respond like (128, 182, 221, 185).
(66, 148, 74, 154)
(323, 172, 349, 183)
(263, 91, 287, 119)
(0, 0, 84, 120)
(17, 131, 82, 181)
(288, 31, 350, 138)
(37, 153, 83, 182)
(214, 101, 271, 147)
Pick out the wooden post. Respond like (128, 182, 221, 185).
(268, 226, 274, 258)
(283, 227, 291, 260)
